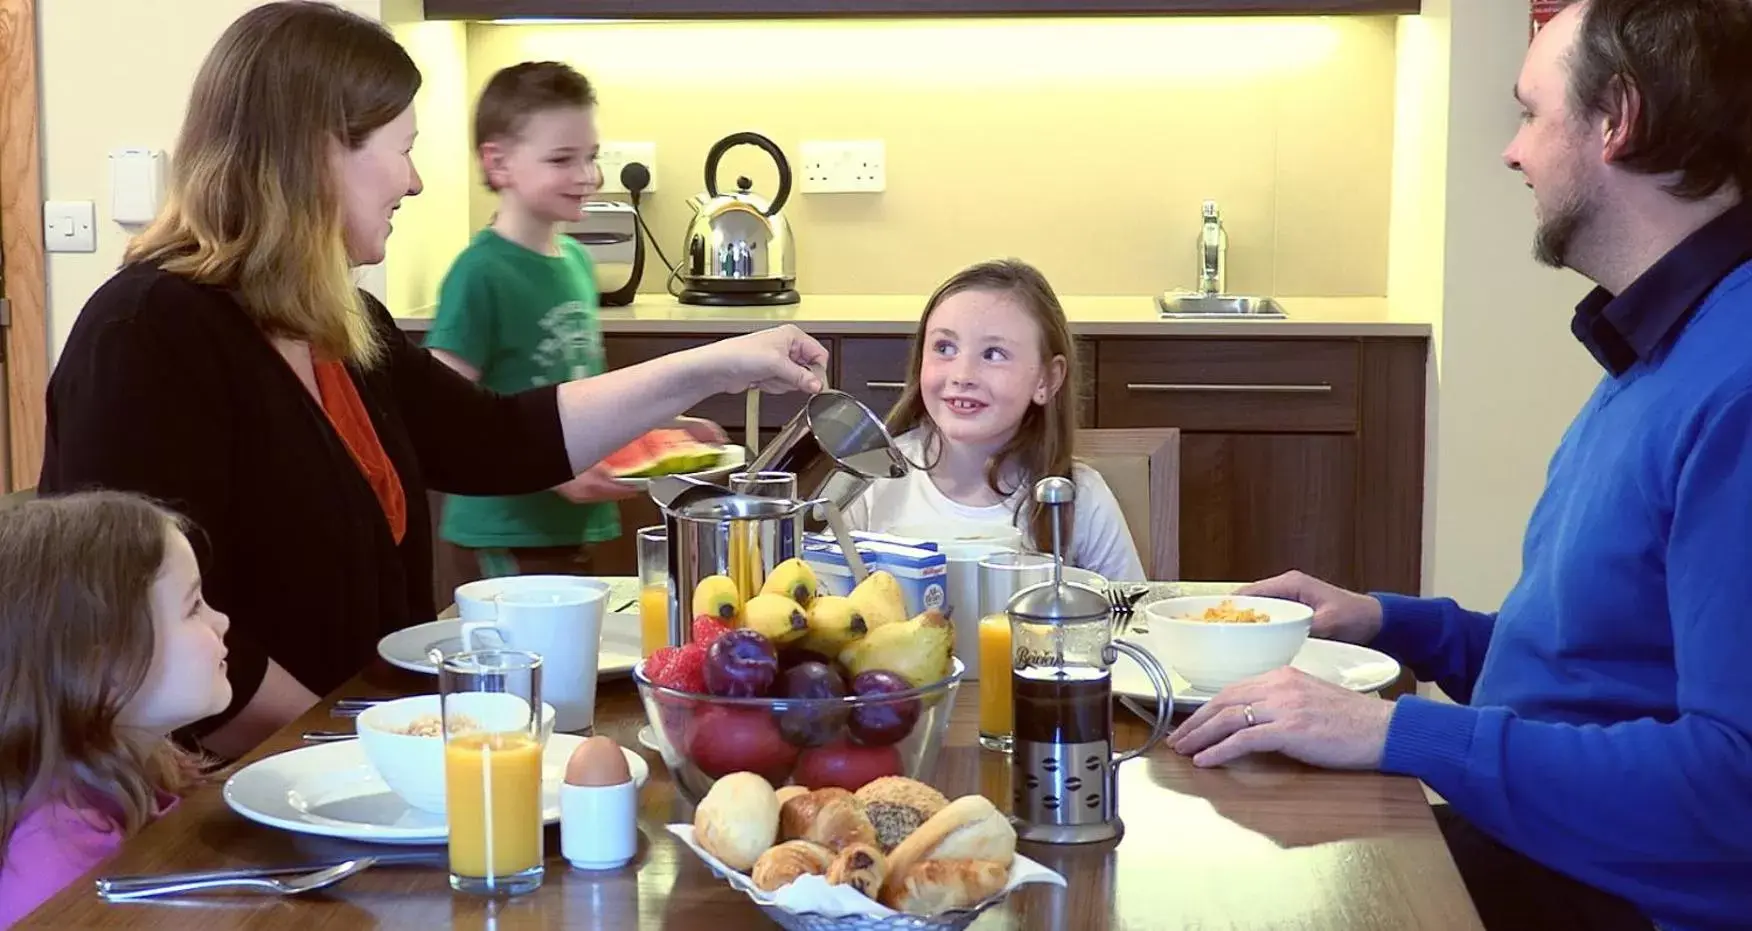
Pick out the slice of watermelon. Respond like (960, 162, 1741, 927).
(601, 430, 726, 479)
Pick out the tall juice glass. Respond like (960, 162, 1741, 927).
(442, 649, 545, 896)
(977, 552, 1056, 752)
(637, 526, 669, 658)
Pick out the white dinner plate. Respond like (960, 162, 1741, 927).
(222, 734, 648, 845)
(1113, 635, 1402, 710)
(378, 608, 644, 677)
(611, 443, 748, 490)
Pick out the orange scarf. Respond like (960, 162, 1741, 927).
(313, 360, 407, 544)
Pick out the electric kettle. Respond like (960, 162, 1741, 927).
(678, 131, 799, 307)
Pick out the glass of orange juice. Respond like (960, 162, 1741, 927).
(636, 526, 670, 658)
(976, 552, 1056, 753)
(441, 649, 546, 896)
(977, 613, 1013, 751)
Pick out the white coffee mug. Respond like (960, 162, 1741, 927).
(460, 586, 604, 734)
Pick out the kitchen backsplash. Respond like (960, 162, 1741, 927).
(387, 15, 1396, 313)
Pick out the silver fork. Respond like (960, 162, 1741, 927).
(97, 858, 376, 901)
(1108, 583, 1143, 635)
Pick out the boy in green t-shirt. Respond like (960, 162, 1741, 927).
(427, 61, 719, 587)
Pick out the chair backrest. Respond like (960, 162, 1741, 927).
(1073, 429, 1180, 580)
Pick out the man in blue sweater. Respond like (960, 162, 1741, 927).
(1168, 3, 1752, 929)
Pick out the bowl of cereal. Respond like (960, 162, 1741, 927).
(356, 693, 557, 815)
(1140, 595, 1313, 692)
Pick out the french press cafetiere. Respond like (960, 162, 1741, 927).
(1006, 476, 1175, 845)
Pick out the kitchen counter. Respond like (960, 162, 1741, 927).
(393, 294, 1430, 338)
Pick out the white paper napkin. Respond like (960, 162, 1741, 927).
(666, 824, 1066, 919)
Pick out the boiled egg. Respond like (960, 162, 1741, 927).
(564, 735, 632, 787)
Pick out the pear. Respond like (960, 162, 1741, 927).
(692, 574, 743, 624)
(838, 609, 954, 688)
(798, 594, 868, 658)
(760, 558, 819, 609)
(847, 570, 908, 632)
(742, 593, 810, 645)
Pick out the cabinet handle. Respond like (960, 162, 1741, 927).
(1126, 382, 1333, 394)
(865, 381, 907, 391)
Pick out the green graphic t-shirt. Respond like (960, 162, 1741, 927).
(426, 228, 620, 548)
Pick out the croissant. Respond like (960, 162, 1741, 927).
(751, 840, 835, 892)
(879, 858, 1009, 915)
(778, 787, 855, 841)
(802, 797, 879, 853)
(826, 842, 888, 899)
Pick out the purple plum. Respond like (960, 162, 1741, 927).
(847, 670, 922, 746)
(703, 629, 779, 698)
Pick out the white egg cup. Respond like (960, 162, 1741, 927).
(560, 780, 639, 871)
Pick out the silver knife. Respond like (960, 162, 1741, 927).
(96, 853, 443, 894)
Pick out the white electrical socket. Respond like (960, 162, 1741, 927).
(597, 141, 658, 194)
(799, 140, 886, 193)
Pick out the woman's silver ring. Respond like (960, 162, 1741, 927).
(1242, 703, 1258, 727)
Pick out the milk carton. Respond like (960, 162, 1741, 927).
(804, 537, 948, 620)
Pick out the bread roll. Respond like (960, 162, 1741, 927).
(778, 786, 854, 841)
(775, 785, 810, 809)
(880, 859, 1009, 915)
(693, 772, 780, 872)
(826, 842, 887, 898)
(881, 795, 1016, 901)
(853, 777, 949, 851)
(802, 797, 878, 852)
(751, 840, 834, 891)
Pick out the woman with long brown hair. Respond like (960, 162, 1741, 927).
(37, 1, 827, 758)
(0, 493, 229, 923)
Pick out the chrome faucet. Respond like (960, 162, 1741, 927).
(1197, 200, 1227, 296)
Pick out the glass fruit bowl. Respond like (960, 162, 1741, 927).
(634, 657, 965, 806)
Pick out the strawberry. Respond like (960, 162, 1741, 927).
(668, 642, 709, 694)
(645, 646, 681, 687)
(692, 614, 733, 646)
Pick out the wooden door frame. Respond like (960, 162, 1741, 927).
(0, 0, 45, 492)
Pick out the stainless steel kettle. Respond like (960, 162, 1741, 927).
(678, 131, 799, 307)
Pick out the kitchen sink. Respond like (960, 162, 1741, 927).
(1157, 292, 1286, 319)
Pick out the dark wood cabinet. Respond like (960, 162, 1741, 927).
(406, 319, 1424, 594)
(583, 329, 1426, 595)
(425, 0, 1418, 18)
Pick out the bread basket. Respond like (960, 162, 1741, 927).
(667, 824, 1065, 931)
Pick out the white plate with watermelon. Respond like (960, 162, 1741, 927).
(604, 429, 748, 490)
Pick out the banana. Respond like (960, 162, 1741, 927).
(847, 570, 908, 632)
(743, 593, 810, 645)
(797, 594, 867, 658)
(838, 609, 954, 688)
(761, 558, 819, 608)
(691, 574, 743, 624)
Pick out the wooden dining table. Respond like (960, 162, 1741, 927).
(22, 659, 1485, 930)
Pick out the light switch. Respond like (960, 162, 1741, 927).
(44, 201, 96, 253)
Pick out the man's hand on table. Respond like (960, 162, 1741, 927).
(1167, 666, 1397, 770)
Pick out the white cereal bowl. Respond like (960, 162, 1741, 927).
(1141, 595, 1314, 692)
(356, 693, 557, 815)
(453, 575, 609, 622)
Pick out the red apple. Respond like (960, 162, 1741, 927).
(687, 704, 799, 783)
(794, 739, 904, 792)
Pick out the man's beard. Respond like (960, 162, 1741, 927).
(1533, 187, 1592, 269)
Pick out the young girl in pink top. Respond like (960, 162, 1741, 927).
(0, 492, 231, 927)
